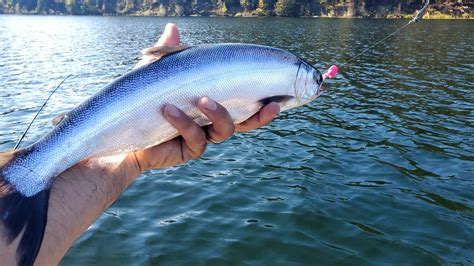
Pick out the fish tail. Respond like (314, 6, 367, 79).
(1, 150, 50, 266)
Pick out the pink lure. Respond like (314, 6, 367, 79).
(322, 65, 338, 81)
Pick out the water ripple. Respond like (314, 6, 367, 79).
(0, 16, 472, 265)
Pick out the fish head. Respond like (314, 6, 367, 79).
(289, 60, 324, 109)
(257, 59, 323, 112)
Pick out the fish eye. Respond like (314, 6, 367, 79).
(314, 71, 323, 85)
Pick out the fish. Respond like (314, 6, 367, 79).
(0, 43, 325, 265)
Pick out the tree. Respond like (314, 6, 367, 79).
(274, 0, 297, 16)
(102, 0, 117, 14)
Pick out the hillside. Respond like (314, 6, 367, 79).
(0, 0, 472, 19)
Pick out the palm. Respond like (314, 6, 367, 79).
(133, 23, 279, 170)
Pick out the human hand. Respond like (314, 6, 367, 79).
(131, 23, 280, 170)
(23, 24, 280, 265)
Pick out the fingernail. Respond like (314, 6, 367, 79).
(165, 23, 175, 31)
(202, 97, 217, 111)
(165, 104, 180, 118)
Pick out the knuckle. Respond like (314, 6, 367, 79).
(189, 142, 206, 159)
(190, 124, 206, 140)
(229, 121, 236, 132)
(183, 119, 196, 132)
(184, 127, 207, 159)
(212, 112, 235, 139)
(222, 122, 235, 138)
(196, 130, 207, 149)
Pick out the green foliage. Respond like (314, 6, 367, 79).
(220, 1, 227, 13)
(65, 0, 80, 14)
(81, 2, 101, 15)
(274, 0, 295, 16)
(1, 0, 472, 18)
(102, 0, 117, 14)
(239, 0, 249, 11)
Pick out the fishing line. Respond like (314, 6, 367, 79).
(343, 21, 412, 64)
(343, 0, 430, 64)
(14, 74, 72, 150)
(12, 1, 430, 147)
(321, 0, 430, 80)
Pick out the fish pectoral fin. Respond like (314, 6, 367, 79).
(259, 95, 294, 106)
(52, 113, 67, 126)
(140, 45, 191, 63)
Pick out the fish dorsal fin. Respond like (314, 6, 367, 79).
(140, 45, 190, 64)
(52, 113, 67, 126)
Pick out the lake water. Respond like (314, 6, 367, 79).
(0, 16, 473, 265)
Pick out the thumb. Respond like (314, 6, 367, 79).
(156, 23, 180, 47)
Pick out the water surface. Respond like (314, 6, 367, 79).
(0, 16, 473, 265)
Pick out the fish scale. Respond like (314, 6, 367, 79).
(0, 43, 324, 266)
(4, 44, 323, 197)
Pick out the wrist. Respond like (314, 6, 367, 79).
(35, 153, 142, 264)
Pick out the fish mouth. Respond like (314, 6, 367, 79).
(315, 71, 325, 97)
(293, 58, 324, 103)
(315, 84, 325, 98)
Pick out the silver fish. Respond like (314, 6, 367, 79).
(0, 43, 324, 265)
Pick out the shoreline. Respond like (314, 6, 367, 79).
(1, 2, 472, 19)
(0, 13, 472, 20)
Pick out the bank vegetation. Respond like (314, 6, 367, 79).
(0, 0, 472, 19)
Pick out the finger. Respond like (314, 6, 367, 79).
(198, 97, 234, 143)
(135, 24, 181, 69)
(163, 104, 207, 159)
(156, 23, 180, 47)
(133, 138, 184, 170)
(235, 102, 280, 132)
